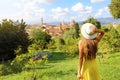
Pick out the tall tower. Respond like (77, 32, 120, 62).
(62, 19, 64, 26)
(41, 17, 43, 25)
(70, 19, 76, 27)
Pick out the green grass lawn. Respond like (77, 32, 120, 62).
(0, 51, 120, 80)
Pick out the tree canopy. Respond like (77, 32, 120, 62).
(73, 23, 80, 38)
(0, 19, 31, 60)
(29, 28, 51, 49)
(83, 17, 101, 29)
(109, 0, 120, 19)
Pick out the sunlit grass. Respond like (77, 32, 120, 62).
(0, 51, 120, 80)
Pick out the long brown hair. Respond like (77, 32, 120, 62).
(80, 38, 98, 60)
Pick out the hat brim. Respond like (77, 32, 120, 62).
(81, 24, 97, 39)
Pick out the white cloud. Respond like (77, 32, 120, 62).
(23, 2, 45, 16)
(70, 15, 87, 22)
(36, 0, 56, 4)
(52, 7, 69, 15)
(15, 0, 55, 5)
(72, 2, 92, 14)
(95, 7, 110, 17)
(12, 0, 47, 23)
(11, 0, 58, 23)
(91, 0, 105, 3)
(51, 7, 69, 21)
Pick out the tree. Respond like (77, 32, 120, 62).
(73, 23, 80, 38)
(109, 0, 120, 19)
(0, 19, 31, 60)
(100, 28, 120, 52)
(83, 17, 101, 29)
(63, 27, 76, 39)
(29, 28, 51, 49)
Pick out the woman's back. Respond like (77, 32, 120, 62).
(79, 39, 100, 80)
(77, 23, 105, 80)
(80, 38, 98, 60)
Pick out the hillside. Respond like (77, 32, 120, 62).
(0, 52, 120, 80)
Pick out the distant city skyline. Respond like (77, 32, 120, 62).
(0, 0, 113, 24)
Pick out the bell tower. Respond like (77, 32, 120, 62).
(41, 17, 43, 25)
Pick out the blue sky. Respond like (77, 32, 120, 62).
(0, 0, 112, 24)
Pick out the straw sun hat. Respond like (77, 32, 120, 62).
(81, 23, 97, 39)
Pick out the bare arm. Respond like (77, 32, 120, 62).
(92, 27, 105, 42)
(95, 29, 105, 42)
(77, 41, 83, 79)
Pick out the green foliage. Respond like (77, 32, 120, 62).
(10, 54, 30, 73)
(101, 25, 109, 32)
(63, 27, 76, 39)
(73, 23, 80, 38)
(83, 17, 101, 29)
(99, 27, 120, 53)
(0, 45, 47, 76)
(62, 27, 80, 57)
(46, 38, 55, 49)
(62, 38, 79, 57)
(0, 19, 31, 60)
(63, 44, 78, 57)
(52, 38, 65, 50)
(1, 54, 41, 75)
(23, 71, 40, 80)
(108, 28, 120, 52)
(116, 24, 120, 33)
(29, 28, 51, 49)
(0, 54, 29, 75)
(109, 0, 120, 19)
(98, 52, 120, 80)
(1, 52, 120, 80)
(50, 27, 79, 57)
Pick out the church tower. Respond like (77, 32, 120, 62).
(41, 17, 43, 25)
(70, 19, 76, 27)
(62, 19, 64, 26)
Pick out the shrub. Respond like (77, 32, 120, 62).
(99, 27, 120, 53)
(10, 54, 30, 73)
(83, 17, 101, 29)
(29, 28, 51, 49)
(63, 44, 78, 57)
(53, 38, 65, 50)
(0, 44, 48, 75)
(61, 27, 80, 57)
(116, 24, 120, 33)
(72, 23, 80, 38)
(61, 38, 79, 57)
(63, 27, 76, 39)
